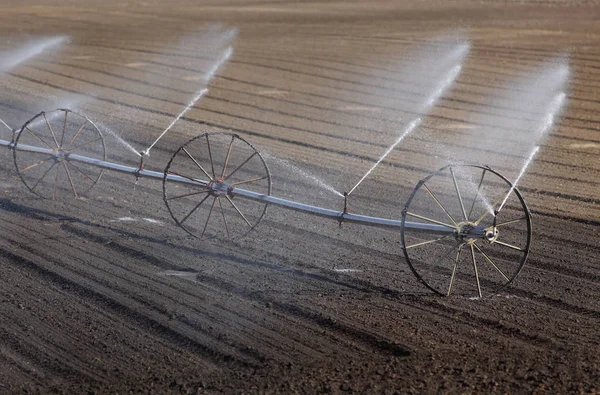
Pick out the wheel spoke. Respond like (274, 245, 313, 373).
(65, 119, 88, 150)
(60, 111, 68, 146)
(19, 156, 54, 173)
(494, 240, 525, 252)
(223, 152, 257, 182)
(467, 168, 486, 221)
(201, 197, 217, 238)
(230, 176, 268, 187)
(405, 233, 455, 249)
(434, 243, 459, 266)
(15, 112, 106, 200)
(225, 196, 252, 228)
(473, 243, 510, 282)
(52, 164, 60, 200)
(403, 165, 530, 298)
(495, 217, 527, 227)
(30, 162, 57, 192)
(182, 147, 212, 180)
(447, 244, 463, 296)
(218, 198, 230, 238)
(66, 161, 96, 183)
(406, 211, 455, 229)
(423, 183, 458, 226)
(470, 244, 482, 298)
(180, 194, 211, 224)
(167, 170, 209, 186)
(25, 126, 54, 150)
(62, 162, 78, 198)
(166, 190, 211, 201)
(43, 113, 59, 148)
(67, 137, 103, 153)
(220, 135, 235, 179)
(450, 167, 468, 221)
(165, 133, 270, 240)
(206, 135, 216, 178)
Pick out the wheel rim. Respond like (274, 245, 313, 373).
(163, 132, 271, 240)
(13, 109, 106, 199)
(401, 164, 532, 298)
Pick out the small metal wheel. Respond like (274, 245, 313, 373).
(13, 109, 106, 199)
(163, 132, 271, 239)
(401, 164, 532, 298)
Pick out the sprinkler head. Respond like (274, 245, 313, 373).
(343, 191, 349, 214)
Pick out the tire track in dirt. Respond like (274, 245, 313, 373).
(1, 196, 385, 364)
(0, 239, 258, 371)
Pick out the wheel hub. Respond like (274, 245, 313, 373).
(455, 221, 497, 243)
(209, 179, 232, 197)
(54, 149, 67, 162)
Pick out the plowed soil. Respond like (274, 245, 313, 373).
(0, 1, 599, 393)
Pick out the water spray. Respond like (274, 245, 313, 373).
(0, 118, 15, 143)
(536, 92, 566, 138)
(348, 42, 468, 196)
(142, 42, 233, 157)
(348, 118, 422, 196)
(95, 121, 142, 157)
(262, 152, 344, 197)
(0, 118, 13, 132)
(421, 64, 462, 112)
(203, 47, 233, 83)
(497, 145, 540, 213)
(143, 88, 208, 156)
(0, 36, 69, 72)
(496, 90, 567, 214)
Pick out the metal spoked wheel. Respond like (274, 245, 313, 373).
(163, 132, 271, 240)
(401, 164, 532, 298)
(13, 109, 106, 199)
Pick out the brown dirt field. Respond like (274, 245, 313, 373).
(0, 1, 599, 393)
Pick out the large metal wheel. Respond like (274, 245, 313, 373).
(13, 109, 106, 199)
(401, 164, 532, 298)
(163, 132, 271, 239)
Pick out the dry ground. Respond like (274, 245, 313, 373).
(0, 1, 599, 393)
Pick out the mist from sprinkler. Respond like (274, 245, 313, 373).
(0, 36, 69, 73)
(1, 27, 237, 161)
(0, 118, 12, 140)
(459, 60, 569, 167)
(143, 87, 209, 156)
(497, 145, 540, 213)
(347, 40, 470, 197)
(421, 64, 462, 112)
(94, 120, 142, 157)
(263, 152, 344, 198)
(0, 36, 69, 133)
(202, 46, 233, 83)
(496, 90, 567, 213)
(142, 30, 236, 156)
(449, 58, 570, 218)
(347, 118, 422, 196)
